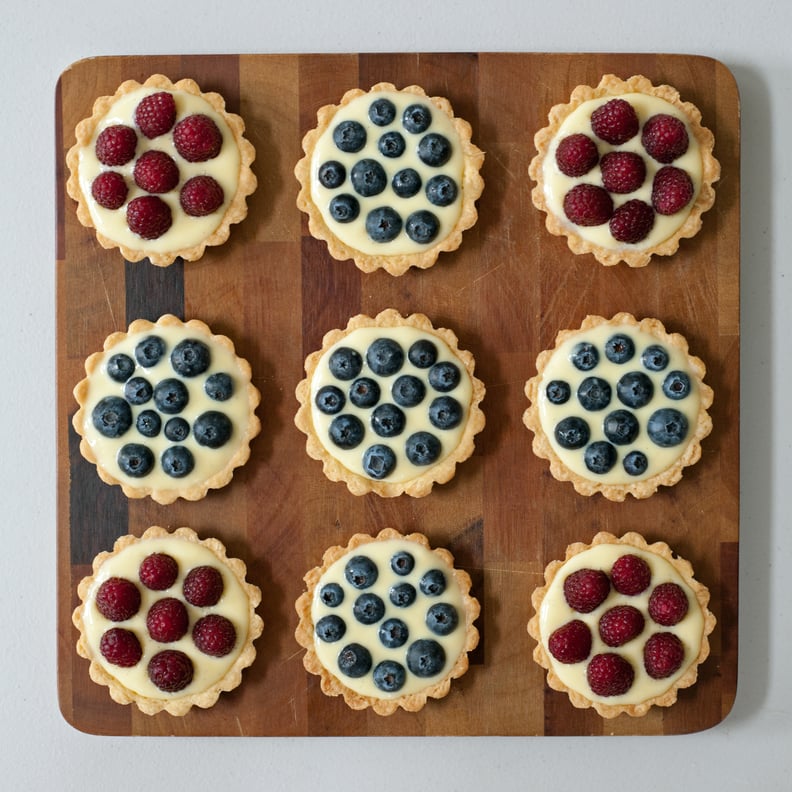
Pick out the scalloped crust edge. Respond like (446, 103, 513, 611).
(294, 527, 480, 716)
(527, 530, 716, 719)
(72, 525, 264, 716)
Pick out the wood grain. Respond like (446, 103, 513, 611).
(56, 53, 740, 736)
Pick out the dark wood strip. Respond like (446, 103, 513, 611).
(124, 259, 185, 323)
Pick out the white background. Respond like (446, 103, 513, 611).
(3, 1, 790, 789)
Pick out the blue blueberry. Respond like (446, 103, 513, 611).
(328, 414, 365, 449)
(408, 339, 438, 368)
(617, 371, 654, 408)
(604, 334, 636, 364)
(603, 409, 639, 445)
(107, 353, 135, 383)
(642, 344, 669, 372)
(405, 431, 441, 465)
(92, 396, 132, 438)
(349, 377, 380, 408)
(134, 336, 165, 368)
(164, 417, 190, 442)
(171, 339, 210, 377)
(392, 375, 425, 407)
(352, 592, 385, 625)
(369, 97, 396, 126)
(315, 614, 346, 643)
(136, 409, 161, 438)
(194, 411, 232, 448)
(405, 210, 440, 244)
(570, 342, 599, 371)
(662, 371, 691, 400)
(116, 443, 154, 477)
(373, 660, 406, 693)
(315, 385, 346, 414)
(328, 347, 363, 380)
(337, 643, 372, 678)
(402, 103, 432, 133)
(577, 376, 612, 411)
(392, 168, 422, 198)
(371, 403, 406, 437)
(351, 158, 387, 197)
(362, 444, 397, 479)
(406, 639, 446, 678)
(418, 133, 452, 166)
(329, 194, 360, 223)
(429, 396, 463, 430)
(419, 569, 446, 596)
(390, 582, 417, 607)
(154, 378, 189, 414)
(366, 338, 404, 376)
(426, 174, 458, 207)
(366, 207, 403, 242)
(623, 450, 649, 476)
(546, 380, 571, 405)
(647, 408, 688, 447)
(318, 160, 346, 189)
(204, 372, 233, 401)
(123, 376, 153, 405)
(161, 446, 195, 478)
(554, 416, 590, 449)
(584, 441, 617, 474)
(344, 555, 378, 589)
(426, 603, 459, 636)
(378, 130, 405, 158)
(378, 619, 409, 649)
(428, 361, 461, 392)
(332, 120, 366, 153)
(390, 551, 415, 576)
(319, 582, 344, 607)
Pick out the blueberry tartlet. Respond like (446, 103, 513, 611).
(72, 314, 261, 504)
(295, 82, 484, 275)
(523, 313, 713, 501)
(529, 74, 719, 267)
(66, 74, 257, 266)
(528, 531, 715, 718)
(294, 309, 486, 497)
(295, 528, 480, 716)
(73, 525, 264, 716)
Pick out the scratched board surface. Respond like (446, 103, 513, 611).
(56, 53, 739, 736)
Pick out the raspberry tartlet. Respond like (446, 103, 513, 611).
(294, 309, 486, 497)
(528, 531, 716, 718)
(73, 526, 264, 716)
(66, 74, 257, 266)
(295, 528, 480, 716)
(523, 313, 713, 501)
(72, 314, 261, 504)
(295, 82, 484, 275)
(530, 74, 719, 267)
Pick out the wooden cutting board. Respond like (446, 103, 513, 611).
(55, 53, 739, 736)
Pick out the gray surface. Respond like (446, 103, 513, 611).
(2, 0, 789, 788)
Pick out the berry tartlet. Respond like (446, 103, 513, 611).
(294, 309, 486, 497)
(528, 531, 716, 718)
(523, 313, 713, 501)
(72, 314, 261, 504)
(66, 74, 257, 266)
(529, 74, 719, 267)
(73, 525, 264, 716)
(295, 82, 484, 275)
(295, 528, 480, 716)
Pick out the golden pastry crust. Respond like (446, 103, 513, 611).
(72, 314, 261, 504)
(523, 312, 713, 501)
(66, 74, 257, 266)
(294, 527, 480, 716)
(72, 525, 264, 716)
(529, 74, 720, 267)
(295, 82, 484, 276)
(295, 308, 486, 497)
(528, 531, 716, 718)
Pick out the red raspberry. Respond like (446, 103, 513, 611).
(652, 165, 694, 215)
(562, 183, 613, 227)
(173, 114, 223, 162)
(642, 113, 689, 163)
(590, 98, 639, 145)
(183, 565, 224, 607)
(563, 568, 611, 613)
(547, 619, 592, 664)
(599, 151, 646, 194)
(134, 91, 177, 139)
(610, 554, 651, 595)
(146, 597, 189, 643)
(95, 577, 141, 621)
(139, 552, 178, 591)
(648, 582, 689, 626)
(148, 649, 194, 692)
(587, 652, 634, 697)
(126, 195, 172, 240)
(133, 150, 180, 194)
(193, 614, 237, 657)
(180, 175, 225, 217)
(95, 124, 138, 166)
(609, 199, 655, 243)
(91, 171, 128, 210)
(598, 605, 645, 647)
(644, 632, 685, 679)
(555, 133, 599, 177)
(99, 627, 143, 667)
